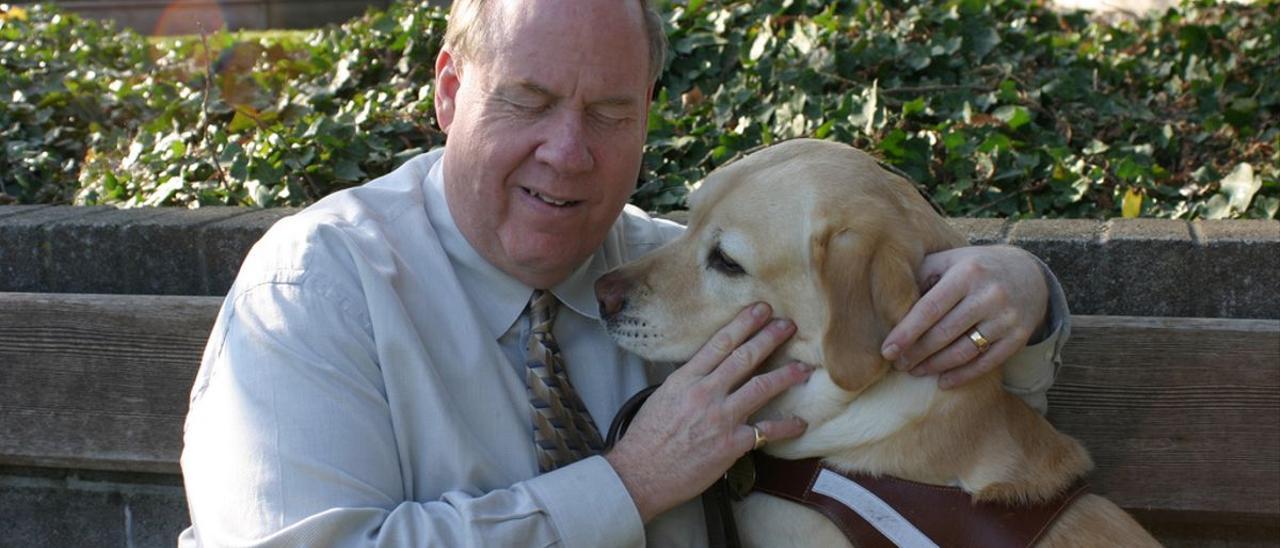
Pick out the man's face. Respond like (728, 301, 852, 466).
(434, 0, 653, 289)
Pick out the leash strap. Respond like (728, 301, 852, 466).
(605, 385, 741, 548)
(604, 385, 658, 448)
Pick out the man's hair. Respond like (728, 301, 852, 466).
(443, 0, 668, 84)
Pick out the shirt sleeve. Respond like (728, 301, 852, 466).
(180, 272, 644, 548)
(1000, 257, 1072, 415)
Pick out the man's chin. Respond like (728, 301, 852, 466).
(500, 243, 593, 287)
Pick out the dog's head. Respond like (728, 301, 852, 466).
(597, 139, 966, 419)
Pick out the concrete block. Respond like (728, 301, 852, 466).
(947, 218, 1009, 245)
(122, 208, 252, 295)
(1008, 219, 1108, 316)
(45, 207, 252, 295)
(43, 208, 172, 294)
(1102, 219, 1197, 317)
(0, 207, 113, 293)
(0, 205, 51, 220)
(201, 208, 299, 295)
(0, 206, 53, 291)
(1193, 220, 1280, 319)
(0, 468, 188, 548)
(123, 488, 192, 547)
(3, 206, 1277, 318)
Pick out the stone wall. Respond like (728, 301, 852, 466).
(2, 205, 1277, 319)
(1, 466, 187, 547)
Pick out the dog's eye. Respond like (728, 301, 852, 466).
(708, 245, 746, 276)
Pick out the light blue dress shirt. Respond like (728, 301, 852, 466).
(179, 148, 1067, 547)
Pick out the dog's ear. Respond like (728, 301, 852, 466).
(817, 226, 922, 393)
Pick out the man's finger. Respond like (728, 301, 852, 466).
(881, 272, 965, 363)
(897, 296, 994, 370)
(704, 319, 796, 389)
(907, 316, 1005, 376)
(936, 337, 1019, 389)
(680, 302, 772, 377)
(740, 416, 808, 452)
(907, 332, 982, 377)
(914, 248, 958, 290)
(723, 361, 811, 419)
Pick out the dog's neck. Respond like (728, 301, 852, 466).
(766, 369, 940, 461)
(764, 368, 1092, 504)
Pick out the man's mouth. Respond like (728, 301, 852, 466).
(522, 187, 580, 207)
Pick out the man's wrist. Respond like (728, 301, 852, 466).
(605, 447, 663, 523)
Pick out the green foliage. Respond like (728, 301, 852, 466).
(1, 2, 445, 207)
(642, 0, 1279, 219)
(1, 0, 1276, 219)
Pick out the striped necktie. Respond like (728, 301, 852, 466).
(525, 290, 604, 472)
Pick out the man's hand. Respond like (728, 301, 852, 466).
(605, 303, 811, 522)
(880, 245, 1049, 389)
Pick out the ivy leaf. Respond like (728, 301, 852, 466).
(1204, 194, 1231, 220)
(1083, 140, 1110, 155)
(144, 176, 185, 207)
(1220, 162, 1261, 214)
(1259, 196, 1279, 219)
(1224, 97, 1259, 132)
(965, 26, 1001, 60)
(748, 25, 772, 61)
(902, 97, 926, 117)
(1122, 188, 1142, 218)
(229, 110, 257, 134)
(993, 105, 1031, 130)
(1177, 25, 1211, 55)
(1115, 157, 1144, 182)
(905, 46, 931, 70)
(861, 80, 879, 134)
(682, 0, 705, 18)
(334, 159, 366, 182)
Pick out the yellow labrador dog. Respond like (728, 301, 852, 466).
(598, 139, 1158, 547)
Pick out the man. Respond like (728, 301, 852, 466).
(180, 0, 1068, 545)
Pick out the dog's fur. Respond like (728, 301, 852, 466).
(599, 139, 1159, 547)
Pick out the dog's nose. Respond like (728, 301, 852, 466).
(594, 271, 631, 319)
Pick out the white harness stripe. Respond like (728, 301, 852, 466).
(811, 469, 941, 548)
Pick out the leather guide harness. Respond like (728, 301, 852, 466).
(605, 386, 1087, 548)
(750, 452, 1089, 548)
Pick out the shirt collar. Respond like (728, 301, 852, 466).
(424, 157, 605, 340)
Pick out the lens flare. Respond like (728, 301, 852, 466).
(153, 0, 227, 36)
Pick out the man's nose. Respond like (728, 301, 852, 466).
(594, 271, 632, 319)
(536, 112, 594, 174)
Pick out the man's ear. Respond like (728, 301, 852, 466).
(818, 227, 921, 393)
(434, 49, 462, 133)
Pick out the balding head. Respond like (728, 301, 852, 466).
(442, 0, 668, 84)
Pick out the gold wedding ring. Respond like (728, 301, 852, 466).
(968, 329, 992, 354)
(751, 425, 768, 450)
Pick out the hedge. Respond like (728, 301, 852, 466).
(0, 0, 1276, 218)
